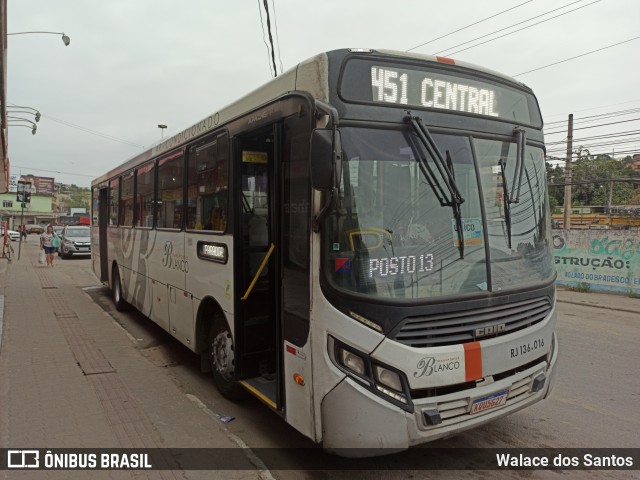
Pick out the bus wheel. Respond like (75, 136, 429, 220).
(112, 267, 128, 312)
(209, 316, 245, 400)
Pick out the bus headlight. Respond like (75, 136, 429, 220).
(330, 336, 413, 411)
(373, 365, 403, 392)
(338, 347, 367, 376)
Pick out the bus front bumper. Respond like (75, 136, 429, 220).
(321, 332, 558, 456)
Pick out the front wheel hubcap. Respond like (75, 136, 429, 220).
(211, 330, 234, 380)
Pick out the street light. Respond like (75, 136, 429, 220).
(7, 31, 71, 46)
(7, 105, 41, 122)
(8, 117, 37, 135)
(158, 124, 167, 138)
(8, 124, 37, 135)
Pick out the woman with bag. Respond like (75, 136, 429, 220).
(40, 225, 59, 267)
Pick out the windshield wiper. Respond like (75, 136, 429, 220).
(510, 127, 526, 203)
(498, 157, 512, 249)
(405, 114, 465, 259)
(499, 127, 527, 249)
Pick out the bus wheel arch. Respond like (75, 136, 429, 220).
(196, 298, 246, 400)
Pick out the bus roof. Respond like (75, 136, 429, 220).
(92, 48, 532, 186)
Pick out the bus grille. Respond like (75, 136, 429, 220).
(392, 296, 552, 348)
(432, 369, 539, 424)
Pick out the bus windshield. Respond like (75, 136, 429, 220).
(322, 127, 553, 300)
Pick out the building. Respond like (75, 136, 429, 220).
(0, 174, 56, 228)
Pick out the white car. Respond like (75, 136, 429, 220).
(0, 227, 20, 241)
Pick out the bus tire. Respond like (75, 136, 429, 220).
(209, 315, 245, 400)
(112, 267, 129, 312)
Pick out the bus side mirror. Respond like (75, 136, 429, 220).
(310, 129, 341, 190)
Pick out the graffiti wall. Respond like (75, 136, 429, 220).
(553, 229, 640, 293)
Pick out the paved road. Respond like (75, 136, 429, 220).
(1, 245, 638, 479)
(86, 265, 640, 479)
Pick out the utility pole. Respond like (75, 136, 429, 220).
(563, 114, 574, 231)
(607, 148, 614, 226)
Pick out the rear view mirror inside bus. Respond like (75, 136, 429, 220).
(310, 128, 338, 190)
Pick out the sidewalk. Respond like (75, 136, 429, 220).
(0, 240, 268, 479)
(556, 286, 640, 314)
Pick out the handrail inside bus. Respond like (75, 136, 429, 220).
(241, 243, 275, 301)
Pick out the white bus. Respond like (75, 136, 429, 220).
(91, 48, 557, 455)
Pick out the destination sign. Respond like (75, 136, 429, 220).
(339, 59, 539, 125)
(372, 66, 499, 117)
(197, 241, 228, 264)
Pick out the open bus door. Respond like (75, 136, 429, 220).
(234, 124, 282, 410)
(232, 103, 314, 439)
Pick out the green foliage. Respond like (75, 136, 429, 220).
(546, 162, 565, 212)
(57, 183, 91, 210)
(570, 151, 638, 206)
(546, 150, 640, 208)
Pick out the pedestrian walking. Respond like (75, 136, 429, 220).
(21, 225, 27, 242)
(40, 225, 58, 267)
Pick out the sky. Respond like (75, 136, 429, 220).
(6, 0, 640, 187)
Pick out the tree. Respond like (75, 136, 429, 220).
(570, 150, 639, 206)
(545, 162, 565, 212)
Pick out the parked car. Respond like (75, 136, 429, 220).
(0, 227, 20, 242)
(58, 226, 91, 258)
(27, 224, 45, 234)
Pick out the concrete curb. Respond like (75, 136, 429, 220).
(557, 298, 639, 315)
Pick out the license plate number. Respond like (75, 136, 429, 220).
(470, 390, 509, 414)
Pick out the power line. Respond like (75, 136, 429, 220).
(262, 0, 278, 77)
(270, 0, 284, 74)
(548, 133, 640, 147)
(40, 114, 146, 148)
(513, 36, 640, 77)
(445, 0, 601, 57)
(8, 102, 145, 148)
(548, 146, 640, 161)
(545, 117, 640, 136)
(547, 138, 640, 154)
(544, 98, 640, 120)
(434, 0, 586, 55)
(545, 108, 640, 127)
(10, 164, 95, 178)
(256, 0, 274, 77)
(406, 0, 533, 52)
(546, 130, 640, 146)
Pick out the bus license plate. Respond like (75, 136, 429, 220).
(470, 390, 509, 414)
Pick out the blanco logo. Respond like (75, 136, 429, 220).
(8, 450, 39, 468)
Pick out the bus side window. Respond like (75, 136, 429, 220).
(157, 151, 185, 229)
(120, 171, 134, 227)
(187, 133, 229, 232)
(136, 162, 155, 227)
(109, 178, 119, 226)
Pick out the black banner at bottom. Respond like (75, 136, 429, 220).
(1, 448, 638, 471)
